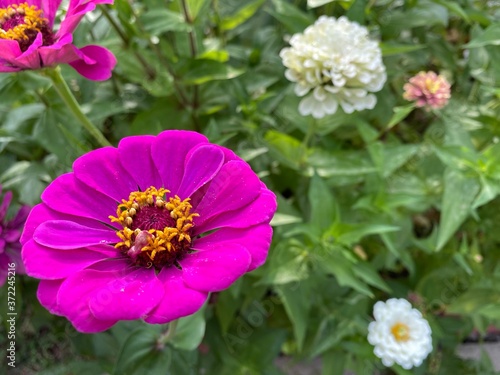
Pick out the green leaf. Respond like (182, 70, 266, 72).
(140, 9, 191, 35)
(447, 288, 500, 316)
(268, 0, 315, 34)
(352, 262, 391, 293)
(220, 0, 266, 31)
(34, 107, 86, 164)
(319, 253, 373, 297)
(182, 59, 244, 85)
(332, 223, 400, 246)
(437, 169, 480, 250)
(264, 130, 302, 169)
(308, 149, 376, 179)
(308, 174, 338, 233)
(114, 326, 171, 375)
(380, 43, 426, 56)
(171, 307, 206, 351)
(465, 24, 500, 48)
(270, 213, 303, 226)
(385, 104, 416, 129)
(275, 283, 310, 351)
(433, 0, 470, 23)
(186, 0, 210, 20)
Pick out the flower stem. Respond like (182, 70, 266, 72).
(158, 319, 179, 345)
(45, 67, 111, 148)
(300, 118, 317, 165)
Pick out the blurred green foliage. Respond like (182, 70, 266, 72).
(1, 0, 500, 374)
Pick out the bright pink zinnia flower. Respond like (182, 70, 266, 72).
(0, 0, 116, 80)
(403, 71, 451, 110)
(0, 186, 30, 287)
(21, 130, 277, 333)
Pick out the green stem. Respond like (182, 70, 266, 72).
(300, 118, 317, 164)
(158, 319, 179, 345)
(45, 67, 111, 148)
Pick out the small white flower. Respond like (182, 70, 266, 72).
(280, 16, 386, 119)
(367, 298, 433, 369)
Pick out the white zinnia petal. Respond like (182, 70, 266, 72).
(367, 298, 433, 370)
(280, 16, 386, 118)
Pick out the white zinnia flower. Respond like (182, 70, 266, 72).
(367, 298, 433, 369)
(280, 16, 386, 119)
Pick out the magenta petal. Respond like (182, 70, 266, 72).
(38, 34, 77, 67)
(192, 224, 272, 272)
(193, 161, 261, 228)
(176, 144, 224, 199)
(21, 203, 111, 245)
(42, 0, 63, 27)
(0, 39, 22, 62)
(0, 190, 12, 221)
(57, 269, 118, 333)
(57, 0, 112, 37)
(22, 239, 112, 280)
(68, 45, 116, 81)
(151, 131, 208, 192)
(37, 279, 64, 316)
(180, 243, 251, 292)
(89, 268, 164, 321)
(14, 32, 43, 69)
(118, 135, 163, 190)
(195, 188, 276, 234)
(145, 267, 208, 324)
(73, 147, 136, 201)
(41, 173, 119, 224)
(33, 221, 118, 249)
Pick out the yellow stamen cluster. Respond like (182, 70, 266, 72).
(390, 322, 410, 342)
(110, 187, 199, 263)
(425, 78, 440, 94)
(0, 3, 47, 42)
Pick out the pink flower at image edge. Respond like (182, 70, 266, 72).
(403, 71, 451, 110)
(0, 0, 116, 80)
(0, 186, 30, 287)
(21, 130, 277, 333)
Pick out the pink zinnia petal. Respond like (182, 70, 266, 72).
(151, 130, 208, 192)
(193, 223, 273, 272)
(0, 0, 116, 80)
(68, 45, 117, 81)
(41, 173, 119, 225)
(403, 71, 451, 110)
(37, 279, 65, 316)
(57, 269, 119, 333)
(22, 130, 276, 332)
(22, 239, 113, 280)
(176, 144, 225, 198)
(89, 268, 164, 321)
(145, 267, 208, 324)
(118, 135, 163, 191)
(0, 185, 29, 285)
(180, 243, 252, 292)
(194, 161, 262, 226)
(73, 147, 137, 202)
(33, 220, 118, 249)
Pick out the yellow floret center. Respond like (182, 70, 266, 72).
(0, 3, 48, 42)
(109, 187, 199, 268)
(390, 322, 410, 342)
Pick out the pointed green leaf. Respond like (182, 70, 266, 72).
(275, 283, 310, 351)
(437, 169, 480, 250)
(308, 174, 337, 232)
(171, 306, 206, 351)
(220, 0, 265, 31)
(114, 327, 171, 375)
